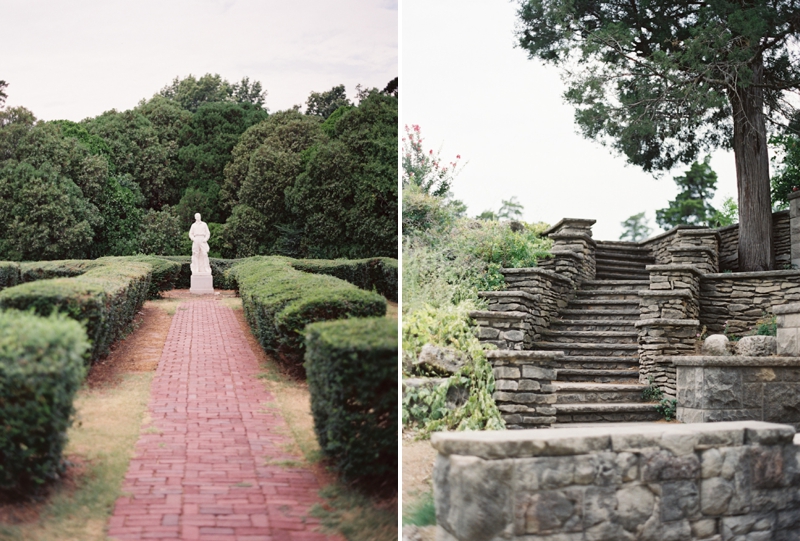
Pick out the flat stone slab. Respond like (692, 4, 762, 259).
(662, 355, 800, 367)
(486, 350, 564, 361)
(430, 420, 794, 459)
(190, 273, 214, 294)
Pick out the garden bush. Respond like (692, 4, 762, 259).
(0, 258, 153, 362)
(230, 257, 386, 368)
(291, 257, 397, 301)
(0, 261, 20, 290)
(0, 310, 90, 492)
(304, 317, 397, 481)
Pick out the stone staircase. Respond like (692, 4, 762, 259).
(534, 241, 661, 424)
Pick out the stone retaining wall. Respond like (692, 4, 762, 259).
(432, 422, 800, 541)
(716, 211, 790, 272)
(699, 270, 800, 335)
(669, 356, 800, 428)
(487, 350, 559, 429)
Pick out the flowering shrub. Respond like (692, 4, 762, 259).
(402, 124, 462, 197)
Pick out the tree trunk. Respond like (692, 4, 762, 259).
(728, 59, 773, 271)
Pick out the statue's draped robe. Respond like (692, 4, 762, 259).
(189, 221, 211, 275)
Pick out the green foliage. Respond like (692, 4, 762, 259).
(306, 85, 351, 120)
(0, 262, 20, 290)
(0, 310, 90, 493)
(656, 398, 678, 422)
(0, 161, 100, 261)
(619, 212, 652, 242)
(756, 314, 778, 336)
(402, 184, 458, 233)
(710, 196, 739, 227)
(498, 197, 524, 220)
(642, 377, 664, 402)
(402, 124, 462, 197)
(771, 131, 800, 209)
(137, 205, 184, 256)
(304, 317, 397, 481)
(0, 258, 153, 362)
(291, 258, 398, 302)
(402, 303, 504, 433)
(403, 492, 436, 526)
(158, 74, 266, 112)
(230, 257, 386, 368)
(656, 157, 719, 230)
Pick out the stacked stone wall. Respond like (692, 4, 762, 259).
(432, 422, 800, 541)
(487, 350, 559, 429)
(699, 270, 800, 335)
(715, 211, 790, 272)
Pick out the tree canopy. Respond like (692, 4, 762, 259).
(656, 157, 719, 230)
(515, 0, 800, 270)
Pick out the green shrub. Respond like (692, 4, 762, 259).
(0, 259, 152, 362)
(103, 256, 182, 298)
(291, 257, 398, 301)
(304, 317, 397, 481)
(0, 311, 90, 492)
(0, 262, 20, 290)
(230, 257, 386, 367)
(19, 260, 97, 283)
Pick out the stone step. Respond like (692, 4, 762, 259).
(579, 280, 650, 291)
(594, 271, 651, 281)
(554, 402, 663, 423)
(595, 242, 652, 254)
(595, 263, 651, 275)
(553, 382, 647, 404)
(555, 368, 640, 382)
(550, 319, 636, 332)
(534, 342, 639, 357)
(574, 289, 643, 301)
(595, 256, 654, 269)
(558, 308, 640, 320)
(566, 298, 640, 308)
(540, 330, 638, 345)
(549, 355, 639, 370)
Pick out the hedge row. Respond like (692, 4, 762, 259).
(0, 262, 20, 290)
(0, 257, 181, 362)
(304, 317, 397, 481)
(291, 257, 398, 301)
(0, 311, 89, 492)
(230, 257, 386, 365)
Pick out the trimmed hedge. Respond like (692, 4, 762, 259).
(230, 257, 386, 364)
(0, 259, 154, 362)
(304, 317, 397, 481)
(0, 262, 20, 290)
(0, 311, 90, 492)
(291, 257, 398, 301)
(19, 259, 96, 283)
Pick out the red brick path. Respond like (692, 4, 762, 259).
(108, 298, 339, 541)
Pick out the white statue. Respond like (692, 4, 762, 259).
(189, 213, 211, 275)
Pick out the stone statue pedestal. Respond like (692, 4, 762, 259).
(190, 274, 214, 295)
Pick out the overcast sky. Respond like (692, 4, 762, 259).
(3, 0, 397, 121)
(401, 0, 742, 241)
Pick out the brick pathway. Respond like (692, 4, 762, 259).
(108, 298, 339, 541)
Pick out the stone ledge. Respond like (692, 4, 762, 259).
(541, 217, 596, 236)
(469, 310, 528, 320)
(634, 318, 700, 327)
(662, 355, 800, 367)
(429, 421, 794, 459)
(645, 264, 706, 276)
(499, 266, 574, 285)
(773, 302, 800, 315)
(546, 232, 597, 247)
(477, 290, 541, 302)
(789, 190, 800, 201)
(667, 245, 716, 253)
(548, 249, 584, 260)
(638, 290, 694, 298)
(704, 269, 800, 280)
(486, 350, 564, 361)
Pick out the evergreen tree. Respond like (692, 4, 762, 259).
(656, 157, 718, 230)
(619, 212, 652, 242)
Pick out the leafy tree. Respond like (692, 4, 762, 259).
(516, 0, 800, 270)
(476, 210, 497, 221)
(0, 80, 7, 108)
(656, 157, 719, 230)
(619, 212, 652, 242)
(0, 162, 100, 260)
(498, 197, 524, 221)
(382, 77, 398, 98)
(305, 85, 351, 119)
(158, 74, 267, 112)
(711, 196, 739, 227)
(287, 90, 398, 258)
(136, 205, 183, 255)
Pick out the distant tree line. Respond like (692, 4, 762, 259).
(0, 74, 397, 261)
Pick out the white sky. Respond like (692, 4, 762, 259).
(2, 0, 397, 121)
(401, 0, 742, 241)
